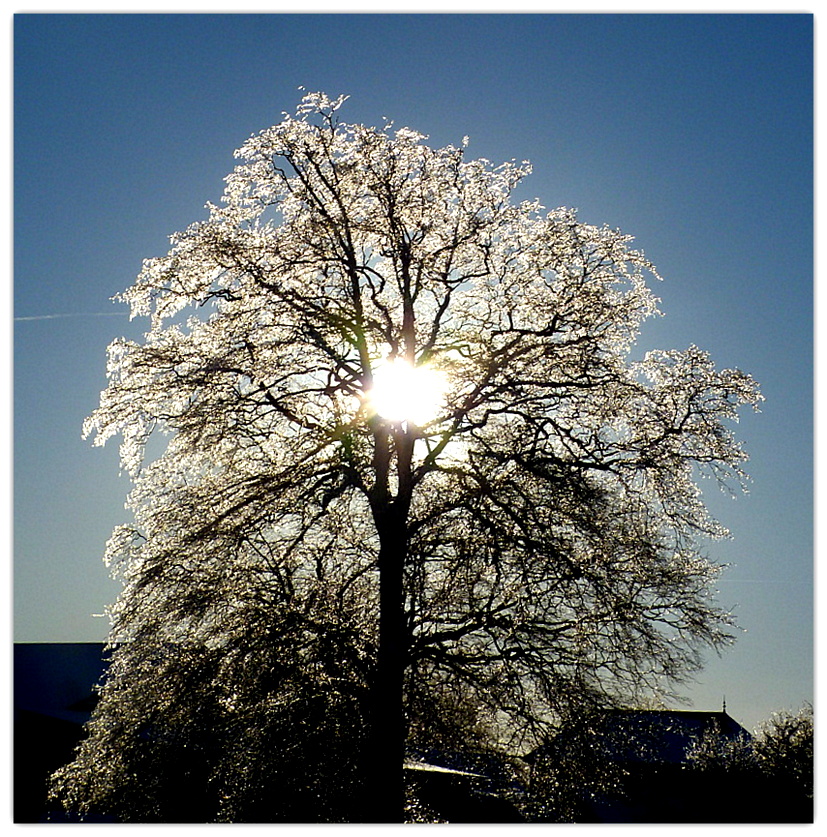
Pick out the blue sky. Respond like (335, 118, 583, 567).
(12, 12, 812, 735)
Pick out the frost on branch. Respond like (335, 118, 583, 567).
(52, 92, 761, 822)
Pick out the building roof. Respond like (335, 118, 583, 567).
(526, 709, 751, 767)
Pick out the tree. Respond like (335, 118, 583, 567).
(523, 709, 633, 822)
(753, 704, 813, 820)
(754, 704, 813, 796)
(687, 704, 813, 822)
(49, 91, 761, 823)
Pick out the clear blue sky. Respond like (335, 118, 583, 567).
(12, 12, 813, 735)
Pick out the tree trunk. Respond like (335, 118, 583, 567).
(368, 520, 408, 822)
(367, 427, 414, 823)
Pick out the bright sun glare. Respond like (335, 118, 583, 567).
(366, 357, 448, 426)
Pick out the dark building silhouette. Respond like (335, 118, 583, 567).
(525, 708, 810, 823)
(13, 643, 109, 822)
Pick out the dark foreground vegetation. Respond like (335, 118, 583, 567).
(15, 645, 812, 824)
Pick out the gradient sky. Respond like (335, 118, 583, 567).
(12, 12, 813, 735)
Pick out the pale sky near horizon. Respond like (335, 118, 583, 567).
(12, 11, 813, 734)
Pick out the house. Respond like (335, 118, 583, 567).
(524, 708, 762, 823)
(13, 643, 110, 822)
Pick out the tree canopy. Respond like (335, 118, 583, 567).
(50, 92, 761, 822)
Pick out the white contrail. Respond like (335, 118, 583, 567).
(13, 312, 128, 321)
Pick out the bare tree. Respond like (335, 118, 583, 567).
(753, 704, 814, 813)
(688, 704, 813, 822)
(50, 92, 761, 822)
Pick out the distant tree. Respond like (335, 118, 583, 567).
(686, 717, 755, 775)
(49, 92, 761, 823)
(753, 703, 814, 814)
(688, 704, 813, 822)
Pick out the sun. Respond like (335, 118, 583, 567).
(365, 356, 448, 426)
